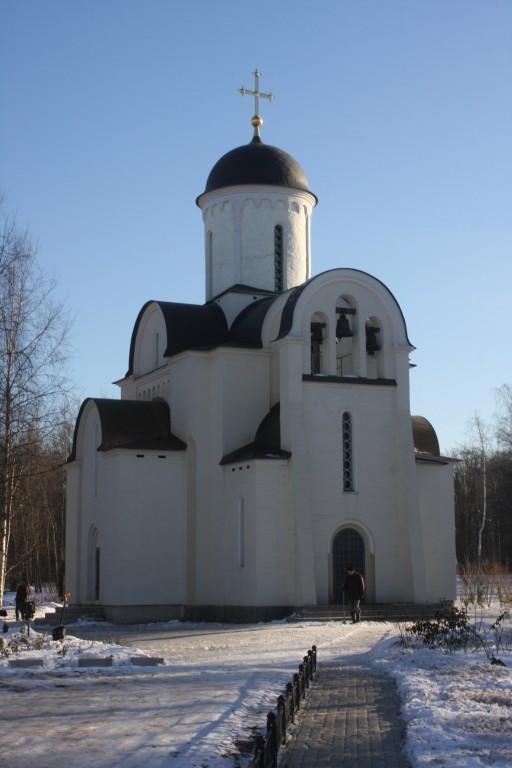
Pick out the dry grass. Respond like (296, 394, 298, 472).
(458, 560, 512, 608)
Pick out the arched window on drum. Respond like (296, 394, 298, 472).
(274, 225, 283, 292)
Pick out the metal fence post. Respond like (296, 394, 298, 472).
(277, 694, 286, 745)
(286, 682, 295, 723)
(246, 647, 318, 768)
(308, 645, 317, 674)
(267, 711, 278, 767)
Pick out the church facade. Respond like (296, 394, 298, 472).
(66, 84, 456, 623)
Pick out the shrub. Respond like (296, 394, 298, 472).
(405, 605, 509, 666)
(490, 611, 512, 655)
(406, 606, 475, 651)
(33, 635, 46, 650)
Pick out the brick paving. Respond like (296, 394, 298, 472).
(282, 662, 411, 767)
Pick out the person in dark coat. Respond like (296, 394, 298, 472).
(15, 582, 30, 621)
(343, 565, 365, 623)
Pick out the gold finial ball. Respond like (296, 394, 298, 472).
(251, 115, 263, 128)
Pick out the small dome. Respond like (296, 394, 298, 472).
(412, 416, 440, 456)
(200, 137, 316, 200)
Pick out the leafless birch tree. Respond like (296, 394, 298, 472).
(0, 201, 72, 603)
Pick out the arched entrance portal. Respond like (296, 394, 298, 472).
(332, 528, 365, 604)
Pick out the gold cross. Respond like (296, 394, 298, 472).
(239, 70, 275, 138)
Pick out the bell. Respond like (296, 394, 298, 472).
(336, 315, 354, 341)
(366, 327, 380, 355)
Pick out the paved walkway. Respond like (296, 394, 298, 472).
(282, 661, 410, 768)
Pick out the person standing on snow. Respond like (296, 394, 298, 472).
(15, 581, 30, 621)
(343, 566, 365, 623)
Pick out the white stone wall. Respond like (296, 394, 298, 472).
(416, 463, 457, 602)
(65, 401, 187, 610)
(98, 451, 187, 606)
(250, 462, 294, 604)
(168, 347, 271, 457)
(198, 186, 316, 300)
(300, 379, 417, 603)
(166, 346, 275, 606)
(220, 461, 293, 606)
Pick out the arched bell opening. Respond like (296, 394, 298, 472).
(310, 312, 328, 375)
(335, 297, 357, 376)
(365, 315, 383, 379)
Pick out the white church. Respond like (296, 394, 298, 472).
(66, 73, 457, 623)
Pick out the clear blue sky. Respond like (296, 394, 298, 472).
(1, 0, 511, 453)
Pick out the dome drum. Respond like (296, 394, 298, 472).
(197, 137, 316, 302)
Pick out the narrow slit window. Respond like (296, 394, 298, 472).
(94, 546, 100, 601)
(93, 423, 98, 498)
(342, 412, 354, 491)
(274, 225, 283, 292)
(238, 498, 245, 567)
(207, 231, 213, 296)
(153, 331, 159, 369)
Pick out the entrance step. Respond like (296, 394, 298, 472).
(289, 602, 451, 623)
(33, 605, 105, 627)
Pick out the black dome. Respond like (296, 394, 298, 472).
(200, 137, 316, 199)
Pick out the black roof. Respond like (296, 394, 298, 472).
(68, 398, 186, 461)
(229, 297, 276, 347)
(198, 137, 316, 201)
(220, 403, 291, 465)
(126, 297, 281, 375)
(127, 301, 229, 376)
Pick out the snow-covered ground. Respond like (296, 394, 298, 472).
(0, 592, 511, 767)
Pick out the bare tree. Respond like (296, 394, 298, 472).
(495, 384, 512, 452)
(469, 413, 492, 565)
(0, 200, 72, 603)
(454, 446, 481, 562)
(454, 387, 512, 568)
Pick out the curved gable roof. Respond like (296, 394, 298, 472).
(276, 269, 412, 345)
(229, 296, 277, 348)
(127, 301, 229, 376)
(68, 398, 186, 461)
(220, 403, 290, 465)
